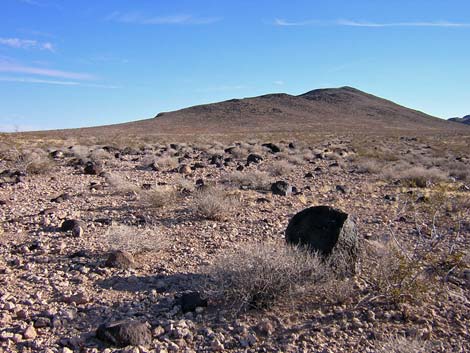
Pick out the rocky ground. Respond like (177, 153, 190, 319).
(0, 136, 469, 353)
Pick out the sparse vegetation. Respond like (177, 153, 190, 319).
(193, 187, 239, 221)
(226, 171, 271, 190)
(140, 186, 178, 208)
(104, 224, 169, 255)
(105, 173, 138, 194)
(377, 335, 429, 353)
(266, 160, 294, 176)
(203, 242, 326, 311)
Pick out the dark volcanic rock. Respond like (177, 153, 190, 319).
(96, 320, 152, 347)
(60, 219, 85, 232)
(271, 181, 292, 196)
(105, 250, 135, 269)
(262, 143, 281, 153)
(178, 292, 208, 313)
(247, 154, 263, 165)
(84, 161, 102, 175)
(51, 193, 71, 203)
(285, 206, 358, 274)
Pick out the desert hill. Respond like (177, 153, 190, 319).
(448, 115, 470, 125)
(30, 86, 469, 137)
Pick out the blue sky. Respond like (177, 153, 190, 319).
(1, 0, 470, 131)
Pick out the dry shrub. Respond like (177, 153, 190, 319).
(17, 149, 55, 175)
(140, 187, 178, 208)
(70, 145, 91, 160)
(193, 187, 239, 221)
(229, 146, 249, 159)
(382, 163, 447, 187)
(156, 156, 178, 170)
(105, 224, 169, 255)
(355, 159, 382, 174)
(287, 154, 305, 165)
(366, 240, 430, 303)
(89, 148, 112, 162)
(203, 242, 326, 311)
(377, 335, 430, 353)
(267, 160, 294, 176)
(105, 173, 138, 194)
(226, 171, 271, 190)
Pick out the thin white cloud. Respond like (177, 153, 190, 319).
(273, 80, 285, 86)
(274, 18, 470, 28)
(0, 76, 119, 88)
(0, 37, 55, 52)
(106, 11, 221, 25)
(0, 61, 94, 80)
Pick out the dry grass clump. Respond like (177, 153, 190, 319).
(105, 173, 138, 194)
(366, 240, 429, 303)
(70, 145, 91, 160)
(17, 149, 55, 175)
(203, 242, 326, 311)
(266, 160, 294, 176)
(89, 148, 112, 162)
(193, 187, 239, 221)
(226, 171, 271, 190)
(140, 186, 178, 208)
(382, 163, 447, 187)
(156, 156, 179, 170)
(377, 335, 429, 353)
(355, 159, 382, 174)
(104, 224, 169, 255)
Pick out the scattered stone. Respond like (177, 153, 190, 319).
(304, 172, 314, 178)
(246, 154, 263, 165)
(84, 161, 103, 175)
(178, 292, 208, 313)
(51, 193, 71, 203)
(262, 143, 281, 153)
(105, 250, 136, 269)
(178, 164, 192, 174)
(271, 181, 292, 196)
(23, 326, 37, 340)
(60, 219, 85, 232)
(96, 320, 152, 348)
(335, 185, 348, 194)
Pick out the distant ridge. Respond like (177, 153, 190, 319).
(28, 86, 470, 137)
(448, 115, 470, 125)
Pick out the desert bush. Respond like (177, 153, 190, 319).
(70, 145, 91, 160)
(377, 335, 429, 353)
(382, 163, 447, 187)
(355, 159, 382, 174)
(266, 160, 294, 176)
(89, 148, 112, 162)
(104, 224, 169, 255)
(156, 156, 178, 170)
(203, 242, 326, 311)
(105, 173, 138, 194)
(16, 149, 55, 175)
(287, 154, 305, 165)
(226, 171, 271, 190)
(229, 146, 249, 159)
(193, 187, 239, 221)
(366, 240, 429, 303)
(140, 187, 178, 208)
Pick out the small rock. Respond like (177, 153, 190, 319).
(105, 250, 136, 269)
(271, 181, 292, 196)
(211, 339, 224, 351)
(96, 320, 152, 348)
(246, 154, 263, 165)
(60, 219, 85, 232)
(23, 326, 37, 340)
(178, 292, 208, 313)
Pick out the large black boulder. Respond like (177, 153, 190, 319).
(96, 320, 152, 347)
(285, 206, 358, 273)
